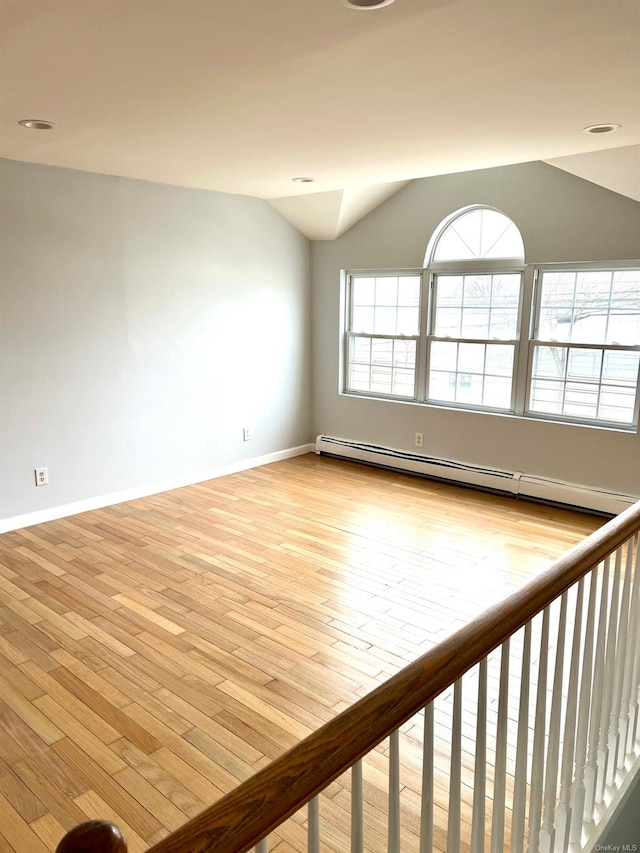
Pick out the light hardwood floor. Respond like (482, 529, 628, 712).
(0, 454, 601, 852)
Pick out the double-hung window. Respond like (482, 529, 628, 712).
(428, 271, 522, 410)
(343, 206, 640, 430)
(529, 268, 640, 425)
(346, 273, 421, 398)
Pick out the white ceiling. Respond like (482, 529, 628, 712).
(1, 0, 639, 239)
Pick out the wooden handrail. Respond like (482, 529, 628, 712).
(58, 499, 640, 853)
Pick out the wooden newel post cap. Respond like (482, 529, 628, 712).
(56, 820, 128, 853)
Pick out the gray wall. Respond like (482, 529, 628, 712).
(0, 158, 311, 521)
(311, 162, 640, 496)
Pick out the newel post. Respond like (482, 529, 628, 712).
(56, 820, 128, 853)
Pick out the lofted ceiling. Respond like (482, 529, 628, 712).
(1, 0, 639, 239)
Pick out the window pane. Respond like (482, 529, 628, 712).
(492, 275, 521, 307)
(352, 277, 375, 306)
(347, 335, 416, 398)
(567, 348, 602, 382)
(529, 343, 637, 424)
(483, 376, 512, 408)
(350, 274, 420, 335)
(429, 371, 456, 402)
(461, 308, 490, 338)
(430, 340, 457, 371)
(538, 268, 640, 345)
(530, 378, 565, 415)
(398, 275, 421, 307)
(602, 350, 640, 384)
(436, 276, 464, 306)
(486, 344, 514, 376)
(349, 364, 371, 391)
(532, 346, 566, 380)
(397, 307, 418, 335)
(464, 275, 492, 307)
(458, 342, 485, 373)
(563, 382, 599, 419)
(599, 386, 637, 423)
(434, 308, 462, 337)
(428, 341, 513, 410)
(456, 372, 483, 404)
(375, 277, 398, 306)
(434, 272, 521, 341)
(374, 307, 397, 334)
(352, 306, 374, 333)
(489, 308, 518, 339)
(610, 270, 640, 344)
(352, 336, 371, 362)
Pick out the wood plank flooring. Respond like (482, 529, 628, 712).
(0, 454, 601, 852)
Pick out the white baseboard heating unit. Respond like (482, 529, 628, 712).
(315, 435, 637, 516)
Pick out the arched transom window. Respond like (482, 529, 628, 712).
(430, 206, 525, 263)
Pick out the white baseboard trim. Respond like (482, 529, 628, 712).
(315, 435, 637, 515)
(0, 443, 315, 535)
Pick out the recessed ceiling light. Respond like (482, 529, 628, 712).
(341, 0, 396, 7)
(583, 123, 621, 135)
(292, 177, 314, 183)
(18, 119, 56, 130)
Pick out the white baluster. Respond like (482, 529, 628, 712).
(308, 796, 320, 853)
(620, 537, 640, 762)
(527, 607, 550, 853)
(512, 622, 532, 853)
(471, 658, 487, 853)
(597, 548, 622, 801)
(570, 567, 599, 844)
(491, 641, 509, 853)
(256, 838, 268, 853)
(631, 646, 640, 752)
(556, 580, 584, 852)
(420, 703, 434, 853)
(389, 729, 400, 853)
(351, 760, 363, 853)
(584, 555, 610, 822)
(540, 594, 568, 853)
(626, 539, 640, 755)
(609, 537, 635, 778)
(448, 679, 462, 853)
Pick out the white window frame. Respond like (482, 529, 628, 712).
(524, 262, 640, 430)
(342, 260, 640, 431)
(344, 269, 423, 401)
(425, 260, 525, 413)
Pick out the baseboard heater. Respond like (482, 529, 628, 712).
(315, 435, 637, 516)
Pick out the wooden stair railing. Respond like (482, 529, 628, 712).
(55, 499, 640, 853)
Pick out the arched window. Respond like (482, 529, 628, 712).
(424, 207, 525, 410)
(426, 206, 525, 265)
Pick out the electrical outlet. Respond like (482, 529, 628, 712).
(415, 432, 424, 448)
(35, 467, 48, 486)
(243, 427, 252, 442)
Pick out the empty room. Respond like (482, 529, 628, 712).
(1, 1, 640, 852)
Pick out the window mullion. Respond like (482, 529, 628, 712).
(514, 265, 535, 416)
(416, 271, 432, 402)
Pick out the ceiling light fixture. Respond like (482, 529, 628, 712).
(582, 123, 621, 135)
(341, 0, 396, 8)
(18, 119, 56, 130)
(292, 176, 314, 183)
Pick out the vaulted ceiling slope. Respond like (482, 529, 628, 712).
(1, 0, 638, 239)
